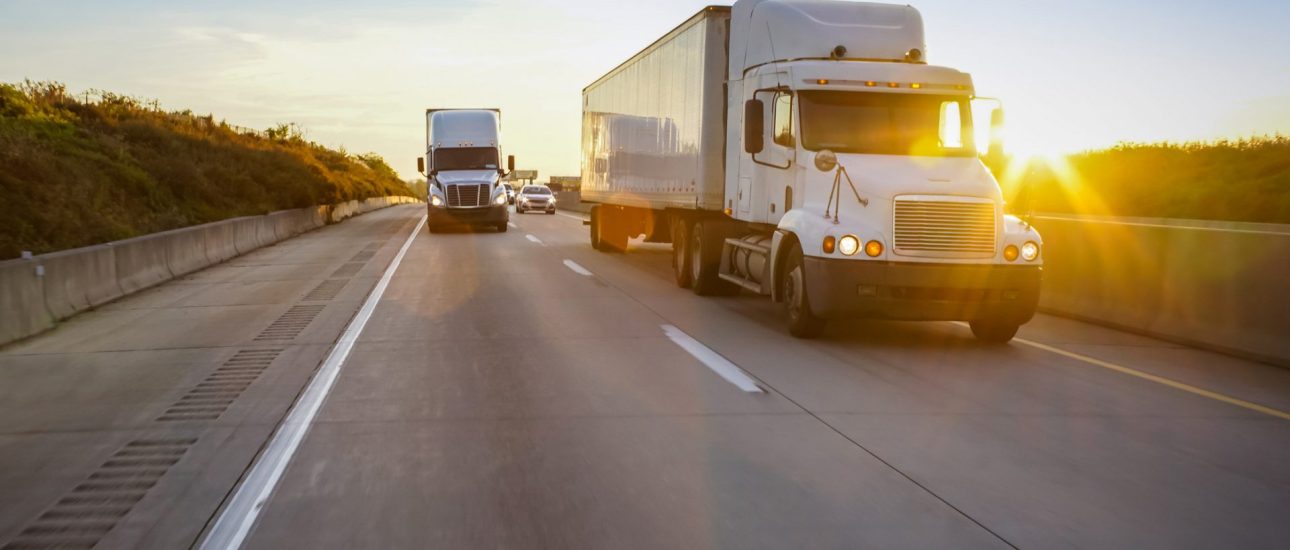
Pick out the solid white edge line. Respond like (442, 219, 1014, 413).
(563, 259, 592, 276)
(526, 234, 543, 245)
(199, 214, 427, 550)
(507, 221, 517, 228)
(661, 324, 764, 393)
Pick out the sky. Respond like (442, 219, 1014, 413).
(2, 0, 1288, 180)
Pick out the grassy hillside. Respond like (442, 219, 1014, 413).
(1001, 136, 1290, 224)
(0, 81, 413, 259)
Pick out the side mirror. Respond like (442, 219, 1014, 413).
(814, 149, 837, 172)
(744, 99, 764, 154)
(416, 157, 425, 175)
(989, 108, 1005, 156)
(507, 155, 516, 172)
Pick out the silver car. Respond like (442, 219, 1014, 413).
(515, 185, 556, 215)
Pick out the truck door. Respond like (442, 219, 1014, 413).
(742, 77, 796, 224)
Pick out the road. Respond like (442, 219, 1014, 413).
(2, 204, 1288, 549)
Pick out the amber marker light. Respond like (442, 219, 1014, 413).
(887, 82, 900, 88)
(1004, 245, 1019, 261)
(816, 79, 829, 85)
(822, 236, 837, 254)
(865, 81, 877, 87)
(910, 83, 922, 89)
(864, 240, 884, 257)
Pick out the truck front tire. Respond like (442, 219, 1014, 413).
(969, 318, 1020, 344)
(781, 242, 826, 338)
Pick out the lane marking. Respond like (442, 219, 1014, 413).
(525, 234, 544, 245)
(199, 214, 427, 550)
(556, 211, 588, 222)
(662, 324, 764, 393)
(562, 259, 592, 276)
(507, 221, 518, 229)
(954, 322, 1290, 421)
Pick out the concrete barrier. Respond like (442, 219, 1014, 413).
(1036, 214, 1290, 366)
(554, 190, 591, 213)
(201, 219, 240, 263)
(39, 245, 122, 320)
(113, 233, 174, 295)
(231, 217, 262, 255)
(160, 226, 212, 278)
(1, 195, 410, 346)
(0, 259, 54, 343)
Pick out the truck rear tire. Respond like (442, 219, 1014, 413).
(781, 242, 826, 338)
(969, 319, 1019, 344)
(671, 218, 693, 288)
(689, 221, 736, 296)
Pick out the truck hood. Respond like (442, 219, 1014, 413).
(435, 170, 499, 186)
(817, 154, 1000, 202)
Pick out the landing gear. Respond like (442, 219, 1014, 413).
(780, 242, 826, 338)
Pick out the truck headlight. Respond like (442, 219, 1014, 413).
(1021, 241, 1040, 262)
(494, 193, 507, 205)
(838, 235, 860, 256)
(430, 195, 444, 207)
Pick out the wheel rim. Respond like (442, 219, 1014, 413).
(786, 264, 805, 321)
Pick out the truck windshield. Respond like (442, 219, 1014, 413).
(433, 147, 499, 171)
(798, 91, 975, 157)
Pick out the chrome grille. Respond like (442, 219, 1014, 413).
(893, 197, 996, 257)
(446, 184, 488, 207)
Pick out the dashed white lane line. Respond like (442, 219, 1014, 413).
(526, 234, 544, 245)
(951, 321, 1290, 421)
(662, 324, 764, 393)
(507, 221, 518, 228)
(563, 259, 593, 276)
(199, 215, 427, 550)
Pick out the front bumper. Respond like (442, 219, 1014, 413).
(428, 204, 508, 226)
(803, 258, 1041, 323)
(518, 200, 555, 211)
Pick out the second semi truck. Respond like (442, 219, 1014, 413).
(581, 0, 1042, 341)
(419, 108, 514, 232)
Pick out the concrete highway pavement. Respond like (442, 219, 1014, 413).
(2, 205, 1289, 549)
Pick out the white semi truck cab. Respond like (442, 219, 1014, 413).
(419, 108, 514, 232)
(582, 0, 1042, 342)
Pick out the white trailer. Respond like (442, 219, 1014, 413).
(418, 109, 515, 232)
(581, 0, 1043, 341)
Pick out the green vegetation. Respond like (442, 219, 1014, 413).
(1002, 136, 1290, 224)
(0, 81, 413, 258)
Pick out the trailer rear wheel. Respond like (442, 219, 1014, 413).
(689, 221, 736, 296)
(781, 242, 826, 338)
(671, 218, 693, 288)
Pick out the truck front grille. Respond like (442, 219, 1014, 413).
(447, 184, 488, 207)
(893, 197, 996, 257)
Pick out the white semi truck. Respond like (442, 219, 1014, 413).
(418, 108, 514, 232)
(581, 0, 1042, 341)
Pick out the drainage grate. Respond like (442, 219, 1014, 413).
(254, 305, 325, 341)
(2, 438, 196, 550)
(348, 250, 375, 263)
(157, 349, 282, 422)
(303, 279, 347, 302)
(330, 262, 364, 278)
